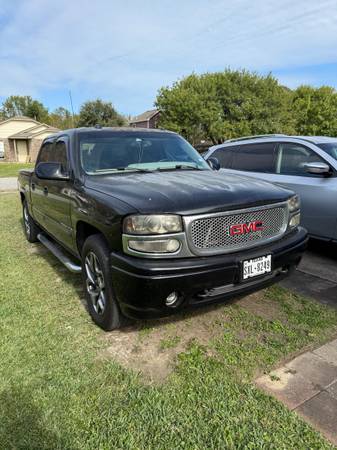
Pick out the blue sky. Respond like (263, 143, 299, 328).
(1, 0, 337, 116)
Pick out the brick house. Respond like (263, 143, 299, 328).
(0, 116, 58, 162)
(129, 109, 160, 128)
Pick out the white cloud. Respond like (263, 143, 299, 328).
(1, 0, 337, 114)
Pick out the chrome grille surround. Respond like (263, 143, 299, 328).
(184, 202, 289, 256)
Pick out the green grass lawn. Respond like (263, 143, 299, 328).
(1, 192, 337, 449)
(0, 162, 34, 177)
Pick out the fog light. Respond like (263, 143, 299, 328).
(289, 213, 301, 228)
(165, 291, 178, 306)
(128, 239, 180, 253)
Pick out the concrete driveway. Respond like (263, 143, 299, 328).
(0, 177, 17, 192)
(281, 239, 337, 308)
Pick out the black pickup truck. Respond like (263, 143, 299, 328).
(18, 127, 307, 330)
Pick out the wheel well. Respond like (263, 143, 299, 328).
(76, 221, 105, 255)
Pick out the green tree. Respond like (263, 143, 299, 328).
(292, 86, 337, 136)
(1, 95, 49, 122)
(49, 107, 75, 129)
(77, 99, 126, 127)
(155, 70, 294, 145)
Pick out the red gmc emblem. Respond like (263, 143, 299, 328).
(229, 220, 263, 236)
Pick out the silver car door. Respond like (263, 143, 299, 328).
(265, 142, 337, 239)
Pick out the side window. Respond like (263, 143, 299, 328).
(277, 143, 324, 177)
(36, 141, 53, 163)
(231, 143, 276, 173)
(52, 140, 68, 168)
(36, 139, 68, 169)
(211, 147, 233, 168)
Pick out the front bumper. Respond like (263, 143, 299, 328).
(110, 227, 308, 319)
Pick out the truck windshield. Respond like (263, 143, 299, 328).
(79, 132, 210, 174)
(317, 143, 337, 162)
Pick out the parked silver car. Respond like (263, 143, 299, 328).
(205, 135, 337, 241)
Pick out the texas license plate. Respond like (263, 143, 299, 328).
(242, 254, 272, 280)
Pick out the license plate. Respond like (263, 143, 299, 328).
(242, 254, 272, 280)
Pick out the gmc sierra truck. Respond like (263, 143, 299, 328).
(18, 127, 307, 330)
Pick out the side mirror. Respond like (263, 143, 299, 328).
(304, 162, 331, 176)
(207, 157, 220, 171)
(36, 162, 70, 181)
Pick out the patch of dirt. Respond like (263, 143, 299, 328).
(99, 290, 289, 383)
(99, 295, 263, 383)
(239, 291, 286, 322)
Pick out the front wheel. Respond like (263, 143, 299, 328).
(82, 234, 126, 331)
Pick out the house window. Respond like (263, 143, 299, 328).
(0, 141, 4, 158)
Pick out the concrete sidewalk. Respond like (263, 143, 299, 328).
(257, 339, 337, 446)
(0, 177, 17, 192)
(281, 239, 337, 309)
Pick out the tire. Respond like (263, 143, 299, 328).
(22, 200, 40, 243)
(81, 234, 126, 331)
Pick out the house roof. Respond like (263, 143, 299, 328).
(130, 109, 159, 124)
(9, 124, 59, 139)
(0, 116, 42, 126)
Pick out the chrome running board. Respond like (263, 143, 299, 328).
(37, 233, 82, 274)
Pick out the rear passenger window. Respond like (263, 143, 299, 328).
(277, 143, 325, 177)
(211, 147, 233, 168)
(231, 143, 276, 173)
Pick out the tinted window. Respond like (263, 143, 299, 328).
(53, 140, 68, 167)
(37, 142, 54, 163)
(317, 143, 337, 161)
(37, 139, 68, 168)
(211, 147, 233, 168)
(231, 143, 276, 172)
(277, 143, 325, 176)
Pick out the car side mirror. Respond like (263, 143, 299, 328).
(304, 162, 331, 176)
(207, 157, 220, 171)
(36, 162, 70, 181)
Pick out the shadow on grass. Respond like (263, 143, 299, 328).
(0, 387, 73, 450)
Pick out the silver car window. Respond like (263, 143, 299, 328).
(276, 143, 325, 177)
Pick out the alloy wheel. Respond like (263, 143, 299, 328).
(23, 204, 30, 236)
(85, 251, 106, 315)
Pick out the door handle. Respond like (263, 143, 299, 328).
(43, 186, 48, 195)
(31, 183, 35, 191)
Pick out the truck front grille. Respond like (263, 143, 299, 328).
(185, 203, 288, 255)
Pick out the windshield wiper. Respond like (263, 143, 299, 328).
(157, 164, 204, 171)
(95, 167, 153, 174)
(117, 167, 153, 173)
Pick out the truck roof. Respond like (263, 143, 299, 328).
(46, 126, 177, 140)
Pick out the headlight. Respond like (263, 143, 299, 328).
(288, 195, 300, 212)
(123, 214, 183, 235)
(128, 239, 180, 253)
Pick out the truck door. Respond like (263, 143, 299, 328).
(32, 136, 74, 251)
(31, 139, 54, 229)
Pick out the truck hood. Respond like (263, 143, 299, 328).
(85, 170, 292, 215)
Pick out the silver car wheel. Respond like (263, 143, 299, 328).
(85, 251, 106, 315)
(23, 204, 31, 236)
